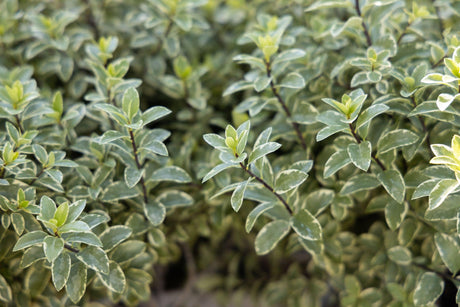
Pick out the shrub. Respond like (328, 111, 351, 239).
(0, 0, 460, 306)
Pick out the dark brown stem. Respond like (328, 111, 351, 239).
(410, 96, 431, 150)
(432, 55, 447, 68)
(396, 21, 411, 45)
(64, 243, 80, 253)
(348, 123, 386, 171)
(264, 61, 307, 150)
(239, 162, 293, 215)
(355, 0, 372, 46)
(153, 19, 173, 54)
(15, 115, 24, 134)
(0, 166, 5, 179)
(129, 129, 148, 203)
(82, 0, 100, 40)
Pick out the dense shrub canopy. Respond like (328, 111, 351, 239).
(1, 0, 460, 306)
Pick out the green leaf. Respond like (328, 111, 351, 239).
(290, 209, 322, 240)
(254, 220, 291, 255)
(156, 191, 194, 208)
(124, 166, 144, 188)
(54, 202, 69, 227)
(40, 196, 56, 221)
(387, 246, 411, 265)
(61, 232, 103, 247)
(377, 129, 419, 154)
(66, 262, 87, 304)
(150, 166, 191, 183)
(340, 173, 380, 195)
(76, 246, 109, 274)
(59, 221, 90, 234)
(356, 104, 389, 129)
(437, 93, 460, 111)
(434, 233, 460, 275)
(275, 170, 308, 193)
(377, 170, 406, 203)
(67, 200, 86, 223)
(141, 140, 168, 156)
(94, 103, 127, 125)
(142, 106, 171, 125)
(97, 261, 126, 293)
(231, 179, 250, 212)
(254, 75, 271, 92)
(223, 80, 254, 96)
(421, 73, 444, 84)
(347, 141, 371, 171)
(100, 226, 132, 251)
(13, 231, 47, 251)
(32, 144, 48, 165)
(101, 181, 140, 201)
(99, 130, 126, 144)
(203, 133, 226, 149)
(202, 163, 239, 183)
(248, 142, 281, 164)
(20, 246, 46, 268)
(0, 273, 12, 303)
(279, 72, 305, 89)
(274, 49, 306, 63)
(305, 0, 352, 11)
(385, 200, 408, 231)
(11, 212, 25, 235)
(52, 252, 71, 291)
(110, 240, 146, 263)
(387, 283, 406, 301)
(245, 202, 275, 233)
(429, 179, 459, 210)
(305, 189, 335, 216)
(43, 236, 64, 263)
(412, 179, 439, 200)
(122, 87, 140, 121)
(324, 150, 352, 178)
(413, 273, 444, 306)
(144, 200, 166, 226)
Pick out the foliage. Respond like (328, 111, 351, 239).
(0, 0, 460, 306)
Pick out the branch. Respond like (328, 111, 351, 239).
(396, 21, 412, 46)
(64, 243, 80, 253)
(15, 115, 24, 134)
(264, 61, 307, 150)
(354, 0, 372, 46)
(239, 162, 293, 215)
(128, 129, 148, 203)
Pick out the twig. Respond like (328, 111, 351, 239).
(82, 0, 100, 40)
(15, 115, 24, 134)
(64, 243, 79, 253)
(128, 129, 148, 203)
(432, 55, 447, 68)
(396, 21, 412, 46)
(239, 162, 293, 215)
(355, 0, 372, 46)
(264, 60, 307, 150)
